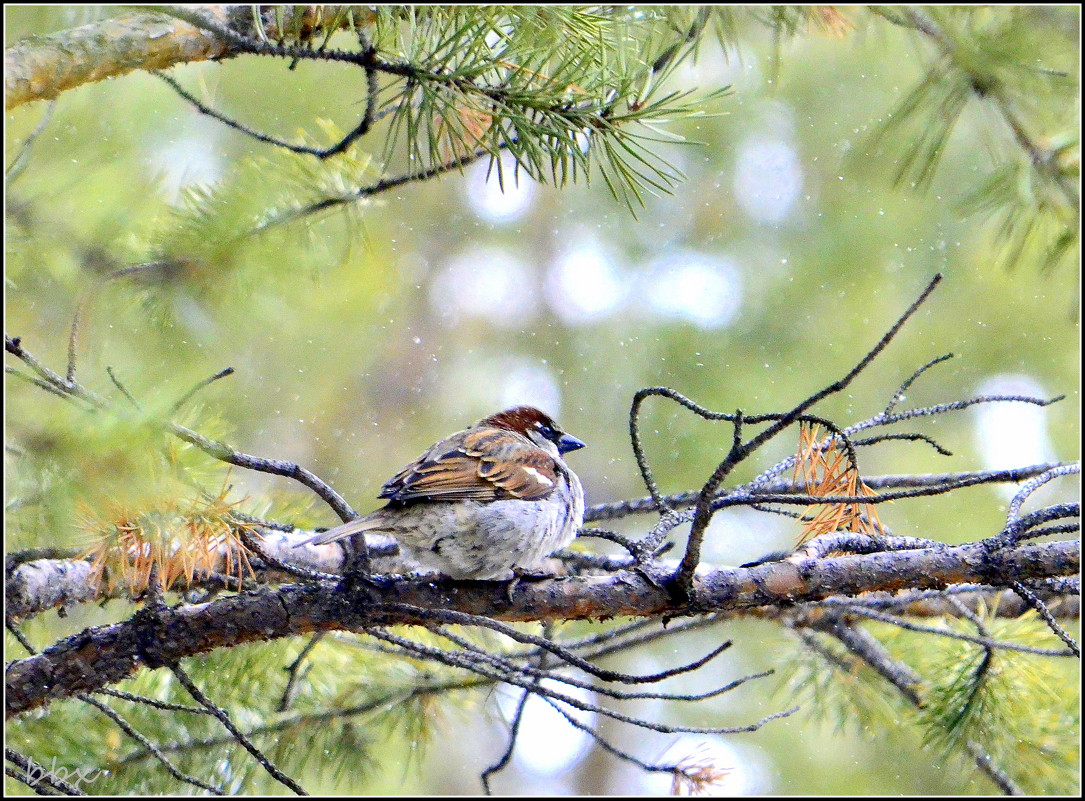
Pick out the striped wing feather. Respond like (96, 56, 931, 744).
(379, 429, 558, 503)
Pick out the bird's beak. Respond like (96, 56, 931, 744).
(557, 433, 586, 454)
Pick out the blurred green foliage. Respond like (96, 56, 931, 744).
(5, 5, 1079, 796)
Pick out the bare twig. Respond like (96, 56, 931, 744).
(79, 693, 224, 794)
(245, 145, 500, 235)
(170, 367, 235, 414)
(105, 366, 142, 410)
(7, 335, 359, 523)
(1007, 463, 1080, 523)
(5, 747, 85, 796)
(1009, 581, 1080, 657)
(278, 633, 325, 712)
(169, 662, 308, 795)
(835, 606, 1076, 657)
(6, 100, 56, 182)
(584, 464, 1074, 523)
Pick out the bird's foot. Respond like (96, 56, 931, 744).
(341, 566, 398, 592)
(502, 567, 555, 602)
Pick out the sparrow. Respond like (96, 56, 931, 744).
(299, 406, 586, 580)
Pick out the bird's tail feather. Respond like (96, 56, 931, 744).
(296, 516, 385, 547)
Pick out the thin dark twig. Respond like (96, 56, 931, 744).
(576, 527, 642, 556)
(105, 366, 142, 411)
(119, 679, 490, 764)
(278, 633, 326, 712)
(5, 335, 107, 408)
(628, 389, 685, 512)
(7, 336, 359, 523)
(434, 626, 752, 704)
(154, 72, 331, 156)
(715, 485, 1075, 510)
(366, 627, 798, 737)
(481, 687, 530, 794)
(851, 431, 952, 456)
(745, 275, 944, 444)
(6, 100, 56, 182)
(963, 740, 1022, 797)
(229, 511, 298, 532)
(79, 694, 225, 794)
(170, 367, 235, 414)
(749, 395, 1060, 496)
(65, 261, 179, 386)
(168, 421, 357, 521)
(588, 461, 1072, 523)
(4, 765, 64, 796)
(578, 617, 729, 662)
(873, 393, 1065, 429)
(6, 747, 85, 796)
(819, 616, 924, 705)
(5, 365, 83, 404)
(537, 693, 684, 778)
(947, 594, 989, 634)
(66, 301, 84, 385)
(675, 275, 944, 588)
(481, 621, 553, 796)
(1018, 523, 1080, 540)
(631, 479, 1069, 552)
(382, 603, 731, 685)
(1007, 463, 1080, 522)
(96, 688, 215, 715)
(838, 606, 1076, 656)
(420, 614, 721, 673)
(678, 407, 745, 583)
(558, 543, 672, 574)
(246, 146, 498, 235)
(6, 619, 37, 654)
(1009, 581, 1080, 657)
(169, 662, 308, 795)
(884, 353, 954, 415)
(315, 41, 382, 159)
(156, 68, 397, 159)
(984, 503, 1080, 551)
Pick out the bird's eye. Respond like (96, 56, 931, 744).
(536, 423, 556, 440)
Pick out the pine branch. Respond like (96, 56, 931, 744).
(4, 11, 226, 108)
(6, 537, 1077, 719)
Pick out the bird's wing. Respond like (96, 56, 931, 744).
(379, 428, 559, 503)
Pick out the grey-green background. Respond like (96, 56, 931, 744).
(5, 6, 1079, 795)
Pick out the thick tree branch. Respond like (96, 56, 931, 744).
(4, 6, 371, 111)
(5, 11, 230, 110)
(6, 538, 1076, 718)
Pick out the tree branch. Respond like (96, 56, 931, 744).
(6, 538, 1076, 718)
(5, 11, 230, 110)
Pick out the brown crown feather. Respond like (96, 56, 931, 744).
(478, 406, 556, 434)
